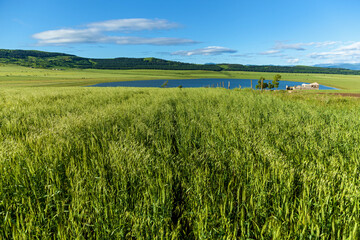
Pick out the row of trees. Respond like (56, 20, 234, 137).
(255, 74, 281, 90)
(221, 64, 360, 75)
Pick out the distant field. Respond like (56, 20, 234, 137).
(2, 64, 360, 90)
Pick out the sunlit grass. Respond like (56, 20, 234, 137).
(2, 64, 360, 90)
(0, 87, 360, 238)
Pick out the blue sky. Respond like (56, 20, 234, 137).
(1, 0, 360, 65)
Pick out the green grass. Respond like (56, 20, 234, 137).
(2, 64, 360, 238)
(2, 64, 360, 90)
(1, 87, 360, 239)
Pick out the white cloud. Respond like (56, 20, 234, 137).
(87, 18, 179, 32)
(259, 50, 281, 55)
(32, 18, 197, 46)
(171, 46, 237, 56)
(287, 58, 300, 64)
(309, 41, 338, 48)
(110, 36, 197, 45)
(273, 41, 339, 51)
(252, 41, 347, 65)
(337, 42, 360, 51)
(309, 42, 360, 63)
(33, 29, 103, 45)
(274, 42, 306, 51)
(231, 53, 254, 58)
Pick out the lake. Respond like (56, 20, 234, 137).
(89, 78, 337, 90)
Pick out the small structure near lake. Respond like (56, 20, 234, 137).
(286, 82, 319, 90)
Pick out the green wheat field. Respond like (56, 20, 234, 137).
(1, 65, 360, 239)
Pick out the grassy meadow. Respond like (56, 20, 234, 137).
(0, 86, 360, 239)
(1, 64, 360, 238)
(2, 64, 360, 90)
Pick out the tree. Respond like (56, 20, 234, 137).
(273, 74, 281, 89)
(268, 82, 275, 90)
(255, 77, 268, 90)
(161, 80, 168, 88)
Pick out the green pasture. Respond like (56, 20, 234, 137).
(0, 87, 360, 238)
(1, 64, 360, 90)
(1, 64, 360, 238)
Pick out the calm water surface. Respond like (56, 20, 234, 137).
(89, 79, 337, 90)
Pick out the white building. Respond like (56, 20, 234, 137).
(286, 82, 320, 90)
(301, 82, 320, 89)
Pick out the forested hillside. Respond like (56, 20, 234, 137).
(2, 49, 360, 75)
(0, 49, 221, 71)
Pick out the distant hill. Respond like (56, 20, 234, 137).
(314, 63, 360, 71)
(217, 64, 360, 75)
(0, 49, 222, 71)
(2, 49, 360, 75)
